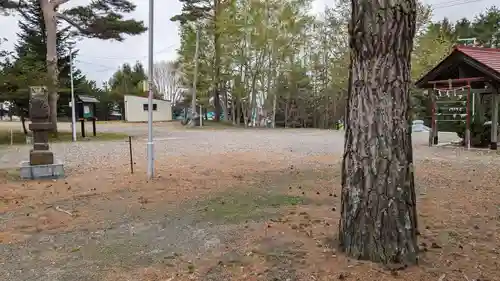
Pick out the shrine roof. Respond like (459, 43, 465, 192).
(415, 46, 500, 89)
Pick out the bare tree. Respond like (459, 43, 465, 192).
(152, 60, 182, 103)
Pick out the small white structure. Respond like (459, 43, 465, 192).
(124, 95, 172, 122)
(412, 119, 430, 132)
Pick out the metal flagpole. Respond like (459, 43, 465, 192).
(69, 46, 77, 142)
(147, 0, 155, 179)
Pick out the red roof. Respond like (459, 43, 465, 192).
(415, 45, 500, 88)
(454, 45, 500, 74)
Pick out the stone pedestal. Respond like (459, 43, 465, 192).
(29, 150, 54, 165)
(28, 121, 54, 165)
(20, 160, 64, 180)
(19, 86, 64, 180)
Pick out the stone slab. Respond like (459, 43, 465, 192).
(20, 160, 65, 180)
(33, 143, 50, 150)
(28, 122, 54, 131)
(30, 150, 54, 165)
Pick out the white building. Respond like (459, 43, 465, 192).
(124, 95, 172, 122)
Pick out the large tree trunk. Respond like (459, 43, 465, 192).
(41, 0, 59, 133)
(339, 0, 418, 265)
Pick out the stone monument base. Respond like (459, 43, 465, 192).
(20, 160, 65, 180)
(29, 150, 54, 165)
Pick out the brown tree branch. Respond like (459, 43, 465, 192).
(0, 0, 28, 12)
(51, 0, 70, 7)
(56, 12, 90, 35)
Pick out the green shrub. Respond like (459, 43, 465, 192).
(456, 121, 498, 147)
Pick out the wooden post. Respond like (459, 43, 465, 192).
(428, 92, 433, 146)
(465, 84, 471, 149)
(80, 119, 85, 138)
(491, 86, 498, 150)
(429, 88, 438, 146)
(92, 104, 97, 136)
(92, 118, 96, 137)
(129, 136, 134, 173)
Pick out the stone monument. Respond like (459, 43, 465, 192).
(20, 86, 64, 179)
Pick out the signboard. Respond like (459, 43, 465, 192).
(83, 105, 91, 118)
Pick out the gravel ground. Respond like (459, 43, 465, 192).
(2, 126, 496, 281)
(0, 124, 460, 170)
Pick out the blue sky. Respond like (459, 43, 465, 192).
(0, 0, 497, 85)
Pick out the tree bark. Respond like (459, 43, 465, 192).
(339, 0, 418, 265)
(232, 98, 236, 125)
(41, 0, 59, 132)
(235, 98, 240, 125)
(20, 108, 28, 135)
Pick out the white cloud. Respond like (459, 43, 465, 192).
(0, 0, 497, 85)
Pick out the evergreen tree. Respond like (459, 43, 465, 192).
(108, 61, 148, 115)
(13, 0, 86, 118)
(472, 7, 500, 48)
(431, 6, 500, 48)
(2, 0, 146, 132)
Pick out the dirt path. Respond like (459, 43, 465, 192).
(1, 131, 499, 281)
(0, 152, 337, 281)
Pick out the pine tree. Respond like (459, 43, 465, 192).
(14, 0, 85, 118)
(108, 62, 148, 115)
(2, 0, 146, 132)
(339, 0, 419, 265)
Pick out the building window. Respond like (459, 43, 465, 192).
(143, 104, 158, 111)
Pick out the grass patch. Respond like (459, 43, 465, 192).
(0, 130, 128, 145)
(196, 192, 308, 223)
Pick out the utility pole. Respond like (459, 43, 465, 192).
(192, 25, 200, 116)
(146, 0, 155, 179)
(69, 46, 77, 142)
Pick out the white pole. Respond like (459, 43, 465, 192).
(146, 0, 155, 179)
(69, 46, 77, 142)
